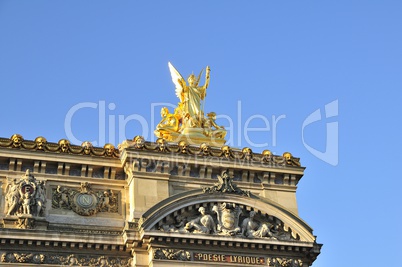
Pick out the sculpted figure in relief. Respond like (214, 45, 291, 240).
(5, 179, 20, 215)
(21, 191, 34, 215)
(157, 203, 295, 241)
(241, 211, 274, 239)
(4, 170, 46, 217)
(35, 181, 46, 216)
(185, 207, 216, 234)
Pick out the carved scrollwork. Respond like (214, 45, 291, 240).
(1, 252, 131, 266)
(14, 217, 35, 229)
(268, 258, 303, 267)
(52, 182, 118, 216)
(0, 252, 45, 264)
(202, 170, 250, 197)
(154, 248, 191, 261)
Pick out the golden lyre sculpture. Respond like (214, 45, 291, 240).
(154, 62, 227, 145)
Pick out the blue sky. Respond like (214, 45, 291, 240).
(1, 1, 401, 266)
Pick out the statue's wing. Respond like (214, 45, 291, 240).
(168, 62, 185, 101)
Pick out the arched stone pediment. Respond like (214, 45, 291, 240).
(140, 190, 316, 243)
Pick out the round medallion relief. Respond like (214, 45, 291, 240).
(76, 193, 96, 208)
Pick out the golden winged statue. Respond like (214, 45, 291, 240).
(154, 62, 226, 145)
(169, 61, 210, 125)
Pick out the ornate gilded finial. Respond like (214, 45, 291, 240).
(262, 149, 273, 163)
(242, 147, 253, 161)
(81, 141, 93, 155)
(58, 139, 70, 153)
(103, 143, 116, 157)
(156, 138, 168, 152)
(154, 62, 227, 146)
(221, 145, 233, 159)
(178, 140, 188, 154)
(281, 152, 301, 167)
(199, 143, 211, 156)
(35, 136, 47, 150)
(133, 136, 145, 149)
(283, 152, 292, 160)
(11, 134, 23, 148)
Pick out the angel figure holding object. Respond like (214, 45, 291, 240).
(168, 62, 210, 127)
(155, 62, 227, 145)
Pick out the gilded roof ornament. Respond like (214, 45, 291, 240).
(0, 135, 119, 158)
(154, 62, 227, 146)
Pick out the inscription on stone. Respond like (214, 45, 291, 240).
(194, 253, 265, 265)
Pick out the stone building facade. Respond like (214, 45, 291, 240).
(0, 134, 321, 266)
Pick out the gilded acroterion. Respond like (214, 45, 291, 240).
(154, 62, 227, 145)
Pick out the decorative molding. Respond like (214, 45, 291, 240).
(0, 134, 119, 158)
(153, 248, 191, 261)
(47, 225, 121, 235)
(268, 257, 303, 267)
(119, 135, 302, 167)
(0, 252, 132, 266)
(14, 217, 35, 229)
(202, 170, 251, 197)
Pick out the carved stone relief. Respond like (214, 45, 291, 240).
(268, 258, 303, 267)
(202, 170, 250, 197)
(157, 202, 297, 241)
(14, 217, 35, 229)
(4, 170, 46, 217)
(153, 248, 191, 261)
(0, 252, 132, 266)
(52, 182, 118, 216)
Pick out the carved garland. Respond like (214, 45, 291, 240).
(0, 252, 132, 266)
(119, 135, 302, 167)
(0, 134, 119, 158)
(0, 134, 302, 166)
